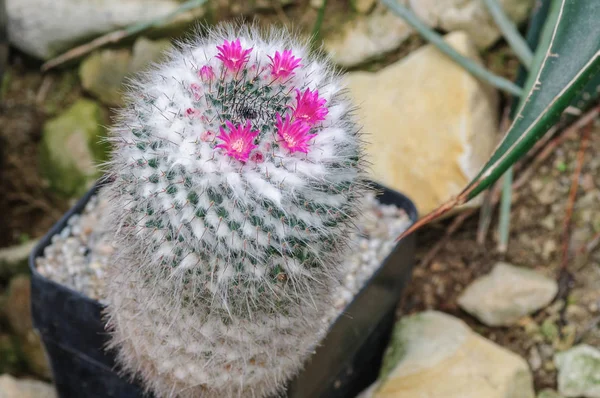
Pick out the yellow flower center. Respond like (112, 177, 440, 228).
(232, 138, 245, 152)
(283, 133, 297, 147)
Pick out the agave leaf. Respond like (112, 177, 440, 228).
(400, 0, 600, 238)
(466, 0, 600, 199)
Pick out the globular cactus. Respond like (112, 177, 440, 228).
(102, 24, 367, 398)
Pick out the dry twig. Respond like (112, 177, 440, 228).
(560, 120, 592, 271)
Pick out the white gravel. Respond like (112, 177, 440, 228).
(36, 191, 412, 314)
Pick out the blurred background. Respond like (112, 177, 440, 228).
(0, 1, 599, 397)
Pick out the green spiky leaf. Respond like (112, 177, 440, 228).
(466, 0, 600, 199)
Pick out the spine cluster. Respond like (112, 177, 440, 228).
(102, 24, 367, 397)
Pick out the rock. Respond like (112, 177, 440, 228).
(409, 0, 534, 48)
(538, 389, 564, 398)
(129, 37, 172, 73)
(345, 31, 498, 215)
(80, 37, 171, 106)
(39, 99, 108, 197)
(80, 49, 131, 106)
(0, 240, 38, 281)
(371, 311, 534, 398)
(458, 262, 558, 327)
(353, 0, 376, 14)
(4, 276, 52, 379)
(6, 0, 201, 60)
(555, 344, 600, 398)
(325, 3, 413, 67)
(0, 374, 57, 398)
(310, 0, 325, 9)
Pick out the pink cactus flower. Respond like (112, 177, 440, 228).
(215, 39, 253, 73)
(189, 83, 202, 101)
(276, 113, 316, 154)
(292, 88, 328, 125)
(199, 65, 215, 81)
(186, 108, 201, 118)
(267, 50, 302, 80)
(250, 151, 265, 163)
(200, 130, 215, 142)
(216, 120, 259, 162)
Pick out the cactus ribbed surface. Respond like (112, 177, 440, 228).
(102, 24, 367, 397)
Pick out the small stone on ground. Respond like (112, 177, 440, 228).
(0, 374, 56, 398)
(324, 4, 413, 67)
(39, 99, 108, 198)
(409, 0, 534, 48)
(458, 262, 558, 327)
(366, 311, 534, 398)
(555, 344, 600, 398)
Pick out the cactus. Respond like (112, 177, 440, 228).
(101, 24, 368, 398)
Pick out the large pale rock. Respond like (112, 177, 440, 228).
(0, 374, 56, 398)
(458, 262, 558, 327)
(6, 0, 201, 60)
(555, 345, 600, 398)
(39, 99, 108, 197)
(370, 311, 534, 398)
(345, 31, 498, 214)
(410, 0, 534, 48)
(80, 37, 171, 106)
(325, 3, 413, 67)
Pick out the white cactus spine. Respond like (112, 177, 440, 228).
(102, 24, 368, 397)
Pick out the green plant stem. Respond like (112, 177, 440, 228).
(492, 0, 552, 251)
(482, 0, 533, 68)
(380, 0, 523, 97)
(312, 0, 328, 45)
(497, 166, 513, 252)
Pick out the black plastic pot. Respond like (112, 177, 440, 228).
(29, 182, 417, 398)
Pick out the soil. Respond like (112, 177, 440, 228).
(399, 122, 600, 391)
(0, 56, 81, 248)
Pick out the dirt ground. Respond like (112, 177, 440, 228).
(400, 121, 600, 391)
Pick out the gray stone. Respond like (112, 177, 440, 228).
(370, 311, 534, 398)
(0, 240, 38, 280)
(80, 49, 131, 106)
(129, 37, 172, 73)
(324, 3, 413, 67)
(39, 99, 108, 198)
(458, 262, 558, 326)
(0, 374, 56, 398)
(555, 344, 600, 398)
(409, 0, 534, 48)
(6, 0, 201, 60)
(80, 37, 171, 106)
